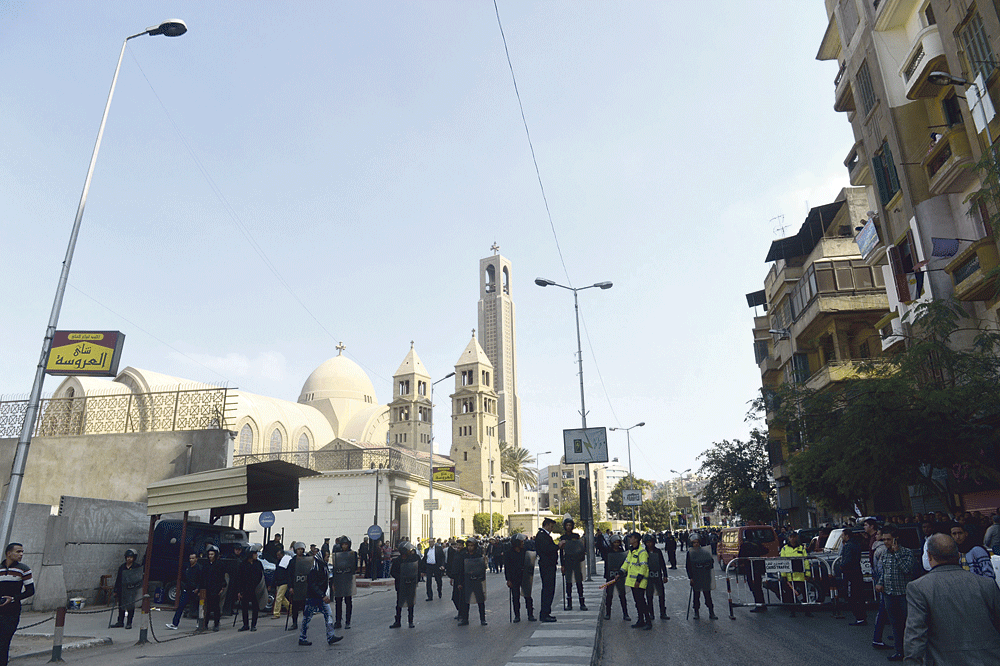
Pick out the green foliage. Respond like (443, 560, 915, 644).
(606, 477, 654, 520)
(472, 512, 504, 535)
(775, 299, 1000, 514)
(499, 441, 537, 488)
(596, 521, 612, 532)
(556, 481, 581, 524)
(696, 423, 772, 516)
(728, 488, 773, 524)
(639, 496, 672, 532)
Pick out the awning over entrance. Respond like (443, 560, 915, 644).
(147, 460, 319, 519)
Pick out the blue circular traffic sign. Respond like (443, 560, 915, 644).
(259, 511, 275, 528)
(366, 524, 383, 541)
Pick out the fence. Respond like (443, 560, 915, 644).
(0, 388, 233, 438)
(723, 556, 839, 618)
(233, 447, 430, 476)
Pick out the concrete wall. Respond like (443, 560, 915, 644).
(0, 429, 232, 507)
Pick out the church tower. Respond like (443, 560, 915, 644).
(477, 245, 522, 451)
(388, 343, 433, 454)
(449, 334, 499, 500)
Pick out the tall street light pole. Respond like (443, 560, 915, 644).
(428, 372, 455, 544)
(670, 468, 691, 530)
(609, 422, 645, 531)
(488, 419, 506, 537)
(0, 19, 188, 550)
(535, 277, 612, 579)
(535, 450, 551, 533)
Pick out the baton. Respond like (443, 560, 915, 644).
(108, 599, 116, 629)
(509, 585, 513, 623)
(686, 585, 693, 621)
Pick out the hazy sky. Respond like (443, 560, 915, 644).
(1, 1, 855, 483)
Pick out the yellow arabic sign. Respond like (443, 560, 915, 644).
(432, 466, 456, 482)
(45, 331, 125, 377)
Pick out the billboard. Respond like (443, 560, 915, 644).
(676, 495, 692, 509)
(432, 466, 456, 482)
(45, 331, 125, 377)
(562, 427, 609, 464)
(622, 489, 643, 506)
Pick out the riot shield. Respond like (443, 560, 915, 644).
(401, 560, 420, 584)
(521, 550, 537, 597)
(332, 551, 357, 597)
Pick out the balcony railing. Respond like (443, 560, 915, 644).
(234, 446, 431, 476)
(900, 26, 948, 99)
(922, 126, 974, 195)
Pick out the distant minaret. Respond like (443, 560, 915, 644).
(478, 245, 521, 451)
(388, 343, 433, 454)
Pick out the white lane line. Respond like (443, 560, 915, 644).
(529, 629, 592, 638)
(515, 645, 592, 658)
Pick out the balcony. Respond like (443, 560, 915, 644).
(901, 26, 948, 100)
(845, 140, 871, 186)
(804, 359, 885, 392)
(944, 237, 1000, 301)
(874, 0, 918, 32)
(922, 126, 974, 195)
(834, 65, 856, 113)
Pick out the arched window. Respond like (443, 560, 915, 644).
(502, 266, 510, 294)
(485, 265, 496, 293)
(269, 429, 282, 455)
(295, 433, 309, 466)
(239, 424, 253, 455)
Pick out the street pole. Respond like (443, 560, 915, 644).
(428, 373, 454, 544)
(0, 20, 187, 549)
(535, 451, 550, 532)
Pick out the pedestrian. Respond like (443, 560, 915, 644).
(0, 543, 34, 666)
(390, 541, 420, 628)
(505, 533, 536, 622)
(381, 541, 392, 579)
(111, 548, 142, 629)
(620, 532, 651, 629)
(262, 533, 283, 564)
(559, 517, 587, 610)
(165, 552, 202, 630)
(236, 544, 264, 632)
(840, 528, 867, 626)
(457, 537, 488, 626)
(950, 522, 996, 580)
(330, 536, 358, 630)
(447, 538, 465, 618)
(874, 525, 914, 661)
(663, 531, 678, 569)
(685, 533, 717, 620)
(298, 550, 342, 646)
(603, 534, 630, 621)
(321, 538, 331, 563)
(642, 534, 669, 621)
(904, 533, 1000, 664)
(422, 539, 446, 601)
(357, 537, 369, 578)
(536, 517, 559, 623)
(202, 544, 225, 632)
(272, 546, 293, 619)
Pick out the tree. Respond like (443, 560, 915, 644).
(696, 429, 771, 514)
(556, 481, 581, 524)
(499, 441, 536, 488)
(775, 299, 1000, 515)
(606, 477, 654, 521)
(472, 512, 504, 535)
(639, 496, 672, 531)
(728, 488, 773, 525)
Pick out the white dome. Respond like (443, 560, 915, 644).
(298, 354, 377, 405)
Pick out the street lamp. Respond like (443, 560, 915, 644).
(534, 276, 613, 579)
(535, 450, 551, 532)
(609, 422, 644, 531)
(928, 71, 995, 147)
(669, 469, 691, 530)
(428, 372, 455, 543)
(488, 419, 506, 537)
(0, 19, 188, 553)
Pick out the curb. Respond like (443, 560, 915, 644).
(12, 636, 113, 661)
(591, 603, 604, 666)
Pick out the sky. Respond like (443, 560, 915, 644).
(0, 1, 856, 484)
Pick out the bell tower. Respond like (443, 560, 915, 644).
(388, 343, 433, 454)
(478, 245, 522, 451)
(449, 333, 499, 499)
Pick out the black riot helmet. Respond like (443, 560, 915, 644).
(124, 548, 138, 559)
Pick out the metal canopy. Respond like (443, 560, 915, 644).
(764, 200, 845, 263)
(147, 460, 319, 518)
(745, 289, 767, 309)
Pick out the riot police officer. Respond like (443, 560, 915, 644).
(202, 544, 225, 632)
(603, 535, 630, 621)
(330, 536, 358, 629)
(505, 533, 536, 622)
(643, 533, 670, 621)
(112, 549, 142, 629)
(559, 518, 587, 610)
(458, 537, 488, 626)
(390, 542, 420, 628)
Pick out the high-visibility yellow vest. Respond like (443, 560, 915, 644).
(621, 547, 649, 589)
(779, 544, 808, 582)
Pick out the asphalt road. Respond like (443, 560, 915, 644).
(18, 572, 576, 666)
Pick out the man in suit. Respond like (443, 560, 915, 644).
(904, 533, 1000, 664)
(536, 518, 559, 622)
(422, 540, 447, 601)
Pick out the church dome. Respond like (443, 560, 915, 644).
(298, 353, 377, 405)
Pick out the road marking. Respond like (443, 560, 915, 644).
(515, 645, 592, 658)
(530, 629, 592, 638)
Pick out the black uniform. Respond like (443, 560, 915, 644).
(235, 555, 264, 630)
(536, 528, 558, 620)
(664, 533, 678, 569)
(330, 548, 358, 628)
(504, 543, 535, 621)
(559, 531, 587, 610)
(390, 550, 420, 627)
(458, 544, 488, 625)
(644, 544, 669, 619)
(202, 555, 226, 631)
(603, 546, 629, 619)
(446, 544, 464, 615)
(112, 558, 142, 628)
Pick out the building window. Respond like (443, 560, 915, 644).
(872, 140, 901, 205)
(464, 452, 468, 461)
(295, 433, 309, 465)
(269, 429, 282, 454)
(959, 11, 996, 83)
(418, 381, 427, 396)
(922, 2, 935, 27)
(398, 380, 410, 395)
(462, 370, 473, 386)
(239, 424, 253, 455)
(856, 60, 877, 115)
(503, 482, 510, 498)
(753, 340, 769, 364)
(482, 371, 490, 387)
(943, 94, 963, 127)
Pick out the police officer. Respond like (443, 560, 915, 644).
(603, 535, 630, 621)
(223, 542, 247, 616)
(202, 544, 226, 632)
(536, 518, 559, 622)
(289, 541, 312, 630)
(236, 544, 264, 631)
(458, 537, 488, 626)
(330, 536, 358, 629)
(446, 538, 465, 618)
(505, 533, 536, 622)
(559, 517, 587, 611)
(620, 532, 651, 630)
(390, 541, 421, 628)
(112, 549, 142, 629)
(643, 534, 670, 621)
(663, 531, 678, 569)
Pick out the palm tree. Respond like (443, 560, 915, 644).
(499, 440, 537, 488)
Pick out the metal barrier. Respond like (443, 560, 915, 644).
(724, 556, 838, 619)
(829, 555, 879, 604)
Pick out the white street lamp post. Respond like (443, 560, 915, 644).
(428, 372, 455, 543)
(609, 422, 644, 531)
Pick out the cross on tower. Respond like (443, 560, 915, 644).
(336, 342, 346, 356)
(491, 242, 500, 255)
